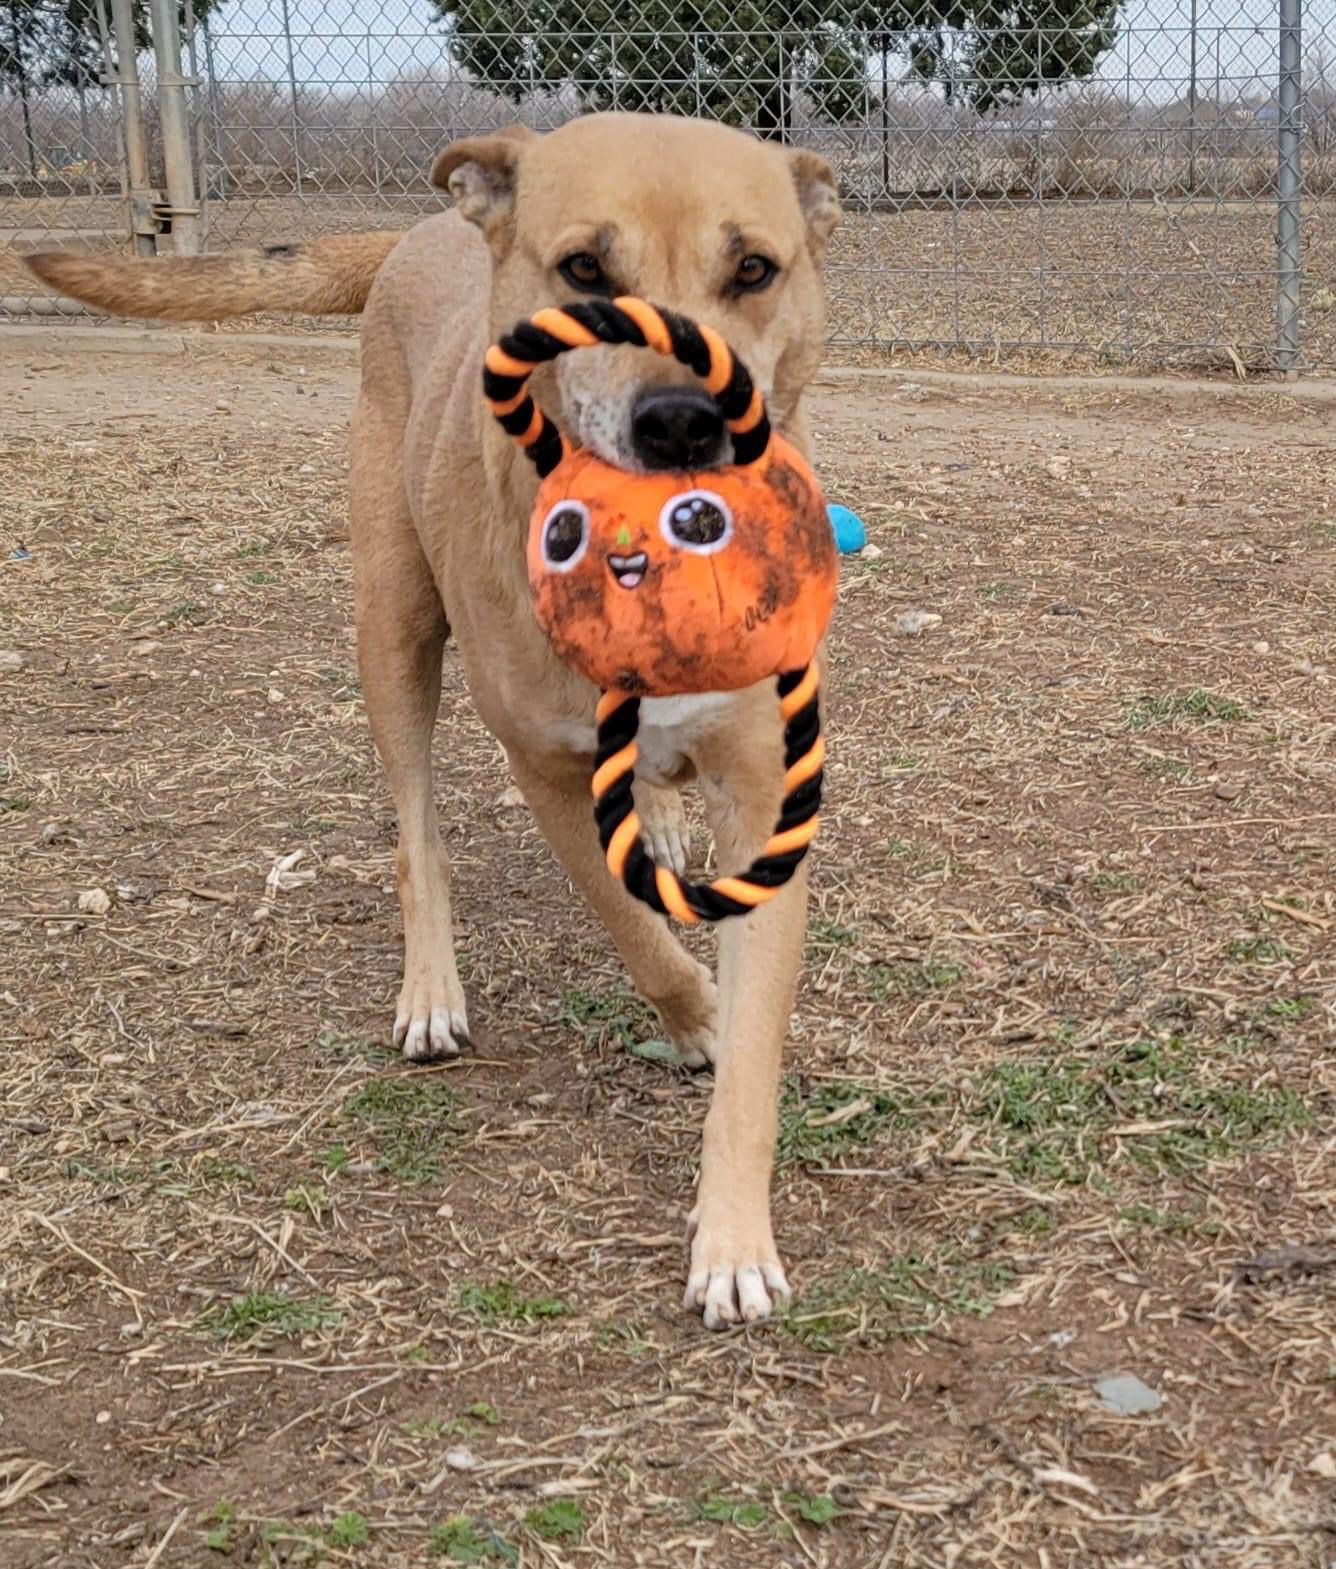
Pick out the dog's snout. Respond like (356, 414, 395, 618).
(630, 388, 726, 472)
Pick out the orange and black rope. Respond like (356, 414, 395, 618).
(484, 297, 771, 477)
(591, 667, 824, 923)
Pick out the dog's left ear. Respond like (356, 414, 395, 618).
(787, 150, 841, 253)
(432, 124, 538, 250)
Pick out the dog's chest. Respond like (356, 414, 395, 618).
(542, 692, 733, 786)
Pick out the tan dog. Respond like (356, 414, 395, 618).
(27, 113, 841, 1329)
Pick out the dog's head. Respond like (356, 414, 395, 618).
(432, 114, 839, 472)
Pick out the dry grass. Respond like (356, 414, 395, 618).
(3, 189, 1334, 371)
(1, 343, 1334, 1567)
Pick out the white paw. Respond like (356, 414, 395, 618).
(684, 1210, 791, 1329)
(635, 781, 690, 876)
(393, 1000, 471, 1062)
(663, 971, 717, 1071)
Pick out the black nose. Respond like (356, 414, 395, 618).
(630, 387, 727, 471)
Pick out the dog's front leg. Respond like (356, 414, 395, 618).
(507, 750, 718, 1068)
(686, 712, 809, 1328)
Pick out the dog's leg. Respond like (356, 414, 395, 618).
(633, 778, 690, 876)
(351, 398, 469, 1061)
(685, 716, 808, 1328)
(508, 754, 717, 1067)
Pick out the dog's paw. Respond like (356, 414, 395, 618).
(661, 969, 718, 1071)
(393, 992, 471, 1062)
(683, 1205, 790, 1329)
(634, 779, 690, 876)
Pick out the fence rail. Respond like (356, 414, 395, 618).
(2, 0, 1333, 369)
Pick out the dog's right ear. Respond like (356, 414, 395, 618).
(431, 125, 536, 248)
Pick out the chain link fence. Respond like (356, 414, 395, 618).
(2, 0, 1333, 368)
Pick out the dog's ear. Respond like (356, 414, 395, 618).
(787, 150, 841, 253)
(432, 125, 537, 246)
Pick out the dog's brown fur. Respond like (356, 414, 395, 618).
(25, 113, 841, 1329)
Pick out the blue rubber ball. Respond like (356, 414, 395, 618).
(827, 503, 867, 555)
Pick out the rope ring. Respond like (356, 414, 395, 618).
(592, 667, 824, 924)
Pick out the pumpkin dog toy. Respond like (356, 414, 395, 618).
(483, 297, 837, 924)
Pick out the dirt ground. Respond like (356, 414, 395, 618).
(3, 191, 1334, 371)
(1, 339, 1334, 1568)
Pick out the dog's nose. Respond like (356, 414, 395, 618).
(630, 388, 727, 471)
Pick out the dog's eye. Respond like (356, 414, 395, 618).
(734, 255, 777, 293)
(559, 252, 610, 294)
(541, 502, 591, 571)
(660, 490, 734, 556)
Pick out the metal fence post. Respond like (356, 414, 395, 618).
(1275, 0, 1304, 375)
(107, 0, 158, 255)
(148, 0, 202, 253)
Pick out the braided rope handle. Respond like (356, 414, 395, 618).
(484, 296, 771, 477)
(592, 667, 824, 924)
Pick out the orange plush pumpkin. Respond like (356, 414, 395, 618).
(483, 298, 834, 925)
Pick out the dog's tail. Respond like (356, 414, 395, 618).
(22, 232, 402, 321)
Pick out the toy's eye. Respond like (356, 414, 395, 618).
(541, 501, 590, 571)
(660, 490, 734, 556)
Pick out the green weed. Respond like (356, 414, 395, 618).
(429, 1517, 518, 1563)
(556, 986, 655, 1050)
(692, 1494, 769, 1529)
(776, 1077, 924, 1167)
(523, 1498, 585, 1541)
(457, 1281, 570, 1327)
(200, 1289, 342, 1344)
(1125, 688, 1248, 730)
(340, 1078, 462, 1183)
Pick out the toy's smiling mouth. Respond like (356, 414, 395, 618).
(608, 551, 649, 590)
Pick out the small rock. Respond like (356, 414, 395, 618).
(267, 687, 285, 704)
(861, 542, 884, 559)
(298, 463, 317, 474)
(129, 640, 161, 658)
(95, 1410, 111, 1425)
(99, 1052, 128, 1067)
(895, 610, 943, 636)
(1251, 640, 1270, 655)
(1046, 455, 1073, 480)
(0, 650, 26, 671)
(444, 1446, 478, 1471)
(1307, 1451, 1336, 1478)
(1294, 659, 1318, 677)
(496, 784, 526, 809)
(211, 582, 227, 596)
(215, 400, 231, 413)
(435, 1203, 454, 1219)
(41, 821, 73, 846)
(1312, 287, 1336, 313)
(896, 381, 928, 401)
(77, 888, 112, 915)
(1094, 1372, 1162, 1416)
(1214, 780, 1242, 801)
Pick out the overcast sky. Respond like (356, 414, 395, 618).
(202, 0, 1334, 105)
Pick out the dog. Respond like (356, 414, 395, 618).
(26, 113, 841, 1329)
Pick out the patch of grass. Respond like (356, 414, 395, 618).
(1315, 522, 1336, 545)
(594, 1318, 657, 1357)
(1140, 754, 1190, 779)
(327, 1512, 370, 1548)
(340, 1078, 463, 1183)
(104, 599, 135, 615)
(466, 1400, 501, 1426)
(862, 957, 964, 1001)
(164, 599, 206, 626)
(1265, 995, 1313, 1022)
(430, 1517, 518, 1563)
(1093, 871, 1138, 894)
(782, 1491, 838, 1526)
(63, 1158, 141, 1186)
(1225, 935, 1290, 964)
(203, 1501, 236, 1552)
(776, 1077, 925, 1167)
(781, 1253, 1014, 1353)
(234, 537, 273, 558)
(248, 569, 278, 585)
(1125, 688, 1249, 730)
(316, 1029, 393, 1061)
(197, 1156, 256, 1189)
(806, 914, 859, 954)
(457, 1281, 570, 1327)
(978, 580, 1018, 601)
(0, 793, 31, 812)
(259, 1520, 324, 1566)
(523, 1498, 585, 1542)
(970, 1037, 1312, 1185)
(322, 1144, 351, 1174)
(692, 1493, 769, 1529)
(556, 986, 655, 1050)
(1119, 1203, 1216, 1236)
(200, 1289, 342, 1344)
(285, 1183, 329, 1218)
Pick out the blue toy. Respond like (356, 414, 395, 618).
(826, 503, 867, 555)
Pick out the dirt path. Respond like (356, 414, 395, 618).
(1, 343, 1333, 1567)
